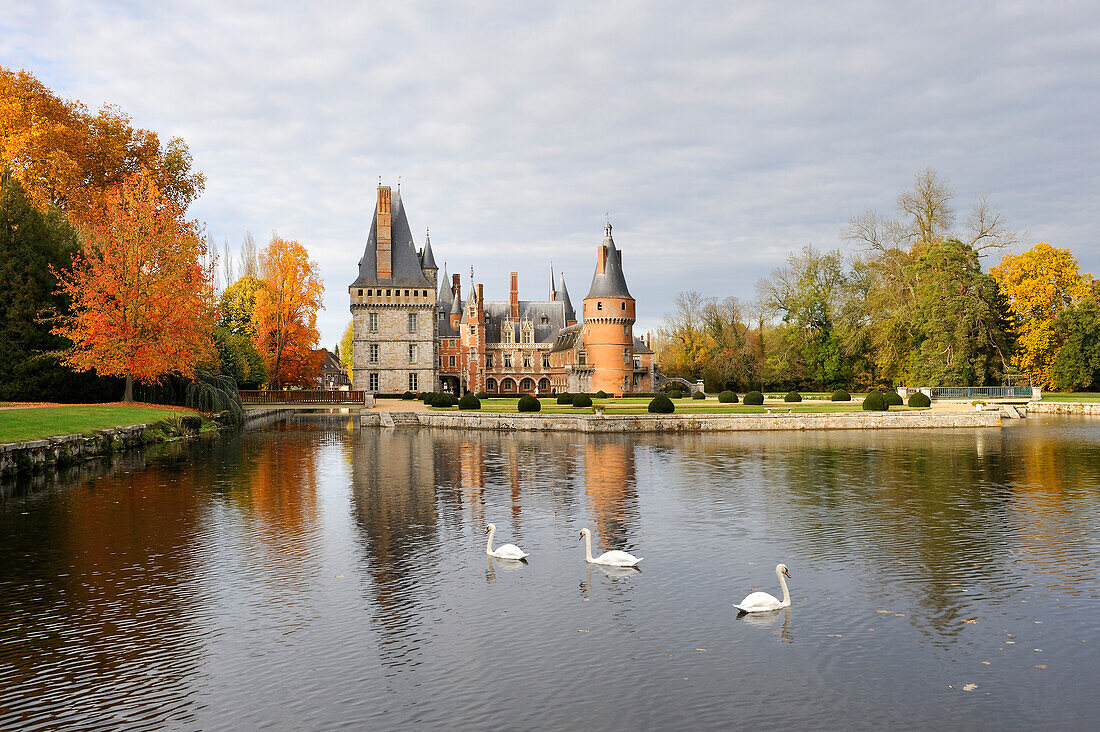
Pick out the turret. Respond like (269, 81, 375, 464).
(581, 221, 636, 395)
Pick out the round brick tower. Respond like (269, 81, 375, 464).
(581, 222, 636, 396)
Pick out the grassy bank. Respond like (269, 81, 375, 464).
(1040, 392, 1100, 402)
(0, 405, 203, 443)
(429, 397, 922, 415)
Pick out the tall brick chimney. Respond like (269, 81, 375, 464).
(509, 272, 519, 320)
(375, 186, 392, 279)
(596, 243, 607, 274)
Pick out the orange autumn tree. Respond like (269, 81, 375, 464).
(53, 173, 216, 401)
(253, 236, 325, 387)
(0, 66, 204, 221)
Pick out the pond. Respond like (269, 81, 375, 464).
(2, 416, 1099, 729)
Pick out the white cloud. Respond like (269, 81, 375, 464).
(3, 1, 1098, 346)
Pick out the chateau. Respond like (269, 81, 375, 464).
(349, 185, 654, 396)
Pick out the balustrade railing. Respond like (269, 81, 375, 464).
(927, 386, 1032, 400)
(239, 390, 366, 404)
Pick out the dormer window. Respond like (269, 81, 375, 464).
(541, 315, 548, 324)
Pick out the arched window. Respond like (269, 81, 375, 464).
(502, 378, 516, 392)
(538, 378, 550, 393)
(486, 378, 498, 392)
(520, 378, 535, 392)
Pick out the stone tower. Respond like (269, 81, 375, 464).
(349, 185, 438, 393)
(581, 222, 636, 395)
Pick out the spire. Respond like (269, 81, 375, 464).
(437, 262, 453, 309)
(585, 219, 633, 300)
(549, 261, 556, 300)
(421, 227, 438, 270)
(556, 272, 576, 323)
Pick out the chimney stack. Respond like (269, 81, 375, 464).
(509, 272, 519, 320)
(375, 186, 392, 279)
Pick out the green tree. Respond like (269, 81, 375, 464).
(218, 275, 266, 336)
(909, 239, 1013, 385)
(339, 321, 353, 380)
(1050, 300, 1100, 391)
(0, 171, 114, 401)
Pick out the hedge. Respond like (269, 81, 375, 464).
(743, 390, 764, 406)
(572, 394, 593, 408)
(458, 393, 481, 410)
(862, 391, 888, 411)
(831, 389, 851, 402)
(648, 395, 675, 413)
(784, 391, 802, 403)
(518, 395, 541, 412)
(718, 390, 738, 403)
(907, 392, 931, 408)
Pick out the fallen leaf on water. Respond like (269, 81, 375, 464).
(1034, 648, 1042, 652)
(695, 648, 706, 652)
(826, 634, 843, 638)
(981, 661, 991, 665)
(876, 610, 892, 614)
(1035, 665, 1047, 669)
(962, 619, 977, 624)
(963, 683, 978, 692)
(578, 629, 588, 633)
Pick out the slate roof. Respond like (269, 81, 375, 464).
(438, 308, 460, 338)
(351, 189, 433, 288)
(477, 300, 567, 345)
(555, 273, 576, 322)
(420, 231, 438, 270)
(437, 264, 453, 310)
(633, 336, 653, 355)
(550, 323, 583, 353)
(585, 223, 633, 300)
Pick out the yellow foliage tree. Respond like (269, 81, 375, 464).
(990, 243, 1093, 388)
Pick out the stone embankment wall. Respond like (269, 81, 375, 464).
(365, 411, 1000, 432)
(1, 425, 150, 479)
(1028, 401, 1100, 416)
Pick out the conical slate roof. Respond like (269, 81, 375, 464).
(351, 189, 432, 288)
(420, 229, 438, 270)
(437, 263, 453, 310)
(585, 222, 632, 300)
(555, 273, 576, 322)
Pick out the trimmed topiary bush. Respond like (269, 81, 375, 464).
(556, 392, 573, 405)
(648, 395, 675, 413)
(518, 394, 541, 412)
(572, 394, 593, 408)
(784, 391, 802, 402)
(401, 391, 415, 400)
(718, 390, 738, 403)
(475, 391, 488, 399)
(668, 390, 683, 399)
(692, 391, 705, 399)
(883, 390, 903, 406)
(908, 391, 931, 408)
(595, 390, 609, 399)
(744, 390, 764, 405)
(458, 393, 481, 410)
(831, 389, 851, 401)
(422, 392, 436, 404)
(430, 392, 457, 408)
(862, 391, 888, 411)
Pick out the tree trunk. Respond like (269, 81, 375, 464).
(124, 373, 134, 402)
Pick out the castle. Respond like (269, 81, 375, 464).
(349, 185, 654, 396)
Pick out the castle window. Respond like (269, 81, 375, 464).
(369, 344, 379, 364)
(408, 373, 418, 391)
(621, 302, 626, 310)
(634, 357, 641, 369)
(486, 354, 494, 368)
(523, 330, 532, 344)
(597, 302, 603, 311)
(408, 344, 417, 363)
(368, 312, 379, 332)
(502, 378, 515, 392)
(408, 313, 418, 333)
(504, 354, 513, 368)
(449, 355, 456, 368)
(624, 348, 630, 364)
(623, 325, 629, 336)
(578, 351, 587, 366)
(542, 353, 550, 368)
(469, 325, 476, 336)
(541, 315, 548, 324)
(503, 326, 513, 343)
(523, 354, 532, 368)
(404, 289, 409, 297)
(358, 289, 363, 296)
(369, 372, 379, 391)
(486, 378, 498, 392)
(386, 289, 391, 296)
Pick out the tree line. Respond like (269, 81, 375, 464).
(657, 169, 1100, 393)
(0, 66, 324, 403)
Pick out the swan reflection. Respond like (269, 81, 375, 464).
(738, 606, 792, 643)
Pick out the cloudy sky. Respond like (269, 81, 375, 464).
(3, 1, 1098, 346)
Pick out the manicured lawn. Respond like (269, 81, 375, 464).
(1040, 392, 1100, 402)
(0, 405, 199, 443)
(430, 397, 919, 415)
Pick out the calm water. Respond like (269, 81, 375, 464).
(2, 416, 1100, 730)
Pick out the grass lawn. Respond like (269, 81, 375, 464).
(0, 405, 200, 443)
(1039, 392, 1100, 402)
(429, 397, 921, 415)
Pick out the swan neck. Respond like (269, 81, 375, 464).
(584, 533, 593, 562)
(485, 526, 495, 555)
(777, 567, 790, 606)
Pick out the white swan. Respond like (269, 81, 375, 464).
(485, 523, 529, 560)
(579, 527, 643, 567)
(734, 563, 791, 613)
